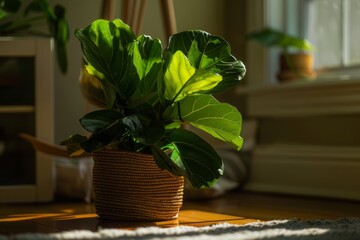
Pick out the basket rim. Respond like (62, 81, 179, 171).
(93, 149, 153, 158)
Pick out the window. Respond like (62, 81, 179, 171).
(262, 0, 360, 83)
(244, 1, 360, 200)
(305, 0, 360, 69)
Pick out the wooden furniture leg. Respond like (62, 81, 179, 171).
(105, 0, 177, 38)
(160, 0, 177, 38)
(101, 0, 116, 20)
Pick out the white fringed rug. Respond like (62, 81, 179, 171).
(1, 218, 360, 240)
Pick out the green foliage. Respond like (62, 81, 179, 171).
(246, 27, 314, 52)
(0, 0, 69, 73)
(61, 19, 246, 189)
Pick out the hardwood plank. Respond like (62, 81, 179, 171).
(1, 191, 360, 235)
(182, 191, 360, 220)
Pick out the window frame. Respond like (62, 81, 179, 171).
(243, 0, 360, 115)
(247, 0, 360, 86)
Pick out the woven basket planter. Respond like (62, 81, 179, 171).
(92, 150, 184, 221)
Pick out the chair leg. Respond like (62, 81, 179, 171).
(119, 0, 177, 38)
(135, 0, 147, 35)
(101, 0, 116, 20)
(160, 0, 177, 39)
(121, 0, 131, 23)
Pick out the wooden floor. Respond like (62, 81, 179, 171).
(1, 191, 360, 235)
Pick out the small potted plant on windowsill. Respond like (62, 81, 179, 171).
(61, 18, 246, 221)
(247, 27, 316, 82)
(0, 0, 69, 73)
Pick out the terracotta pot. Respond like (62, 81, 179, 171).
(92, 150, 184, 221)
(277, 53, 317, 82)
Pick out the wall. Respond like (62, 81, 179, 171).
(50, 0, 247, 144)
(49, 0, 102, 144)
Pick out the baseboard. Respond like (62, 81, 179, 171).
(244, 144, 360, 200)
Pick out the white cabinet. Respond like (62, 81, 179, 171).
(0, 37, 54, 202)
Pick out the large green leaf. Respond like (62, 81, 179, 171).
(153, 128, 223, 188)
(80, 110, 123, 134)
(163, 51, 222, 102)
(163, 95, 243, 150)
(84, 64, 116, 108)
(80, 105, 165, 147)
(130, 35, 163, 103)
(125, 103, 165, 145)
(80, 119, 129, 153)
(164, 31, 245, 94)
(75, 19, 138, 101)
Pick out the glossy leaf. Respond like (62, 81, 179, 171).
(80, 106, 164, 147)
(83, 64, 116, 108)
(80, 67, 106, 108)
(127, 114, 165, 145)
(80, 110, 123, 134)
(80, 120, 128, 153)
(75, 19, 138, 101)
(153, 128, 223, 189)
(164, 31, 245, 94)
(125, 103, 165, 145)
(130, 35, 163, 103)
(163, 51, 222, 102)
(163, 95, 243, 150)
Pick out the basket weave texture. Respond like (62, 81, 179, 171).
(92, 150, 184, 221)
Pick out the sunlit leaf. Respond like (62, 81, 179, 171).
(164, 31, 245, 94)
(130, 34, 163, 104)
(75, 19, 138, 101)
(163, 51, 222, 102)
(163, 95, 243, 150)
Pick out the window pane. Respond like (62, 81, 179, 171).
(311, 0, 342, 68)
(349, 0, 360, 65)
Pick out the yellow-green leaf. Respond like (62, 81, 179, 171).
(163, 51, 222, 102)
(164, 51, 195, 101)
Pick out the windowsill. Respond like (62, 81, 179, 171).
(237, 76, 360, 117)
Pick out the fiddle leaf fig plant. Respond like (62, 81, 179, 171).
(61, 18, 246, 189)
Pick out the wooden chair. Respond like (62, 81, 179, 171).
(101, 0, 177, 38)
